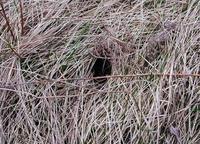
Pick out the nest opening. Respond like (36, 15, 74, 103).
(91, 58, 112, 85)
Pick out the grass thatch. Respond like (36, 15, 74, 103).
(0, 0, 199, 143)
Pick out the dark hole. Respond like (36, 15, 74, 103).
(91, 58, 112, 85)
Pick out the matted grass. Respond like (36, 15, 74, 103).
(0, 0, 199, 143)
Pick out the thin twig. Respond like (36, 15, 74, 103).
(19, 0, 24, 35)
(0, 0, 16, 41)
(0, 0, 21, 59)
(59, 73, 200, 81)
(0, 0, 22, 59)
(7, 41, 22, 59)
(1, 73, 199, 87)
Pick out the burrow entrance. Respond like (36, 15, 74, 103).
(91, 58, 112, 85)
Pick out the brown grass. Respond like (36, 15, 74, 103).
(0, 0, 199, 144)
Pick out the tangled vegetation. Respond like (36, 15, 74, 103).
(0, 0, 199, 143)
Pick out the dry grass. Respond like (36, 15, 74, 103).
(0, 0, 200, 143)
